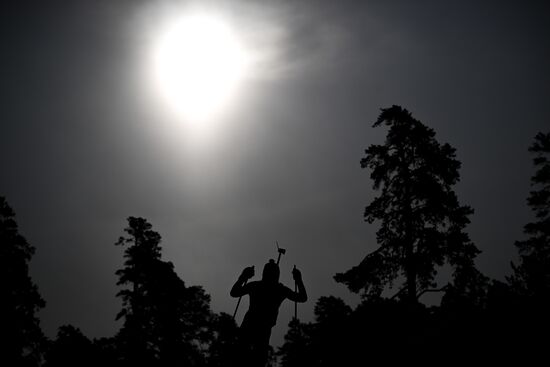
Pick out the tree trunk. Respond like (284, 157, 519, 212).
(405, 244, 417, 305)
(403, 152, 417, 305)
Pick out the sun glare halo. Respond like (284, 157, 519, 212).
(151, 13, 249, 123)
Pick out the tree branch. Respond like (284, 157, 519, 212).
(389, 286, 407, 300)
(416, 284, 449, 299)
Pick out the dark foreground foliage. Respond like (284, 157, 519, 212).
(0, 196, 45, 366)
(278, 286, 549, 365)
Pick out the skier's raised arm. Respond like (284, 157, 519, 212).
(230, 266, 254, 297)
(287, 267, 307, 303)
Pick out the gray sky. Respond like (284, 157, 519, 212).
(1, 0, 549, 347)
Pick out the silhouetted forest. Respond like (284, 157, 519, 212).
(2, 106, 548, 366)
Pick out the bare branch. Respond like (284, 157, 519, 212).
(416, 284, 449, 299)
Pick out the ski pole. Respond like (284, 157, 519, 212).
(294, 265, 298, 320)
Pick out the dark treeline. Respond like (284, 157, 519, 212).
(1, 206, 243, 367)
(1, 105, 549, 366)
(278, 107, 550, 365)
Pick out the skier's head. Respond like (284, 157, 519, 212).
(262, 259, 280, 284)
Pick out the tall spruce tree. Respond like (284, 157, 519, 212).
(0, 196, 45, 366)
(509, 132, 550, 300)
(44, 325, 95, 367)
(278, 318, 313, 367)
(114, 217, 212, 367)
(204, 312, 239, 367)
(335, 106, 485, 304)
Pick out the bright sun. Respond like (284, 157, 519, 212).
(152, 13, 249, 122)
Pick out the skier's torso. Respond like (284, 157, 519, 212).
(242, 281, 291, 328)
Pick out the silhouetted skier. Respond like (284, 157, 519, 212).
(231, 259, 307, 367)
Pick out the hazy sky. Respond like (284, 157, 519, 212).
(1, 0, 549, 347)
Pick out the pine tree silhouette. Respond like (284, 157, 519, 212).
(44, 325, 95, 367)
(335, 106, 486, 304)
(509, 132, 550, 300)
(0, 196, 45, 366)
(114, 217, 212, 367)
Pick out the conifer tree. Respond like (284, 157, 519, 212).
(44, 325, 95, 367)
(335, 106, 486, 304)
(114, 217, 211, 366)
(0, 196, 45, 366)
(509, 132, 550, 300)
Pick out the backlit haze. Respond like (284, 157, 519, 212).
(1, 0, 549, 348)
